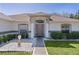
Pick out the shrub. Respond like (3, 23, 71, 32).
(0, 36, 9, 43)
(66, 32, 79, 39)
(21, 33, 28, 39)
(50, 32, 64, 39)
(0, 33, 28, 43)
(0, 34, 18, 43)
(0, 38, 1, 44)
(25, 33, 28, 38)
(2, 36, 8, 43)
(50, 32, 79, 39)
(0, 37, 3, 44)
(6, 34, 18, 41)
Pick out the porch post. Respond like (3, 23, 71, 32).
(31, 23, 34, 38)
(45, 23, 49, 38)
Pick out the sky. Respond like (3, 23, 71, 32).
(0, 3, 79, 15)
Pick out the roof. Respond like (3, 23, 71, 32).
(0, 12, 12, 21)
(9, 14, 30, 21)
(0, 12, 79, 22)
(50, 14, 79, 22)
(27, 12, 51, 17)
(9, 12, 51, 21)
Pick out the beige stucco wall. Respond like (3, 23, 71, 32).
(11, 21, 31, 38)
(49, 22, 61, 31)
(0, 19, 13, 32)
(1, 16, 79, 38)
(11, 21, 30, 31)
(71, 23, 79, 32)
(0, 18, 31, 32)
(49, 21, 79, 32)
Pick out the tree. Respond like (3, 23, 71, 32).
(74, 10, 79, 19)
(63, 13, 70, 18)
(62, 10, 79, 20)
(69, 13, 74, 18)
(76, 10, 79, 15)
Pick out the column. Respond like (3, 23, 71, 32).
(31, 23, 34, 38)
(45, 23, 49, 38)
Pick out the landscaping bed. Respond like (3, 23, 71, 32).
(0, 33, 31, 55)
(0, 33, 29, 44)
(0, 34, 18, 44)
(45, 41, 79, 55)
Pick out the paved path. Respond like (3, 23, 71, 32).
(0, 39, 33, 52)
(33, 38, 48, 55)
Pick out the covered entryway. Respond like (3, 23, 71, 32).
(35, 23, 44, 37)
(29, 12, 50, 38)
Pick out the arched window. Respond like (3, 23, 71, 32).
(61, 24, 71, 33)
(35, 20, 44, 23)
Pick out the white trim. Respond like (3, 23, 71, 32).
(70, 24, 72, 33)
(45, 23, 49, 38)
(31, 23, 34, 38)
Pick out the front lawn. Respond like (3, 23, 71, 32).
(45, 41, 79, 55)
(0, 52, 32, 55)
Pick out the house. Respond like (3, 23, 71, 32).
(0, 12, 79, 38)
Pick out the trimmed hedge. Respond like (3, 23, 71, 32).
(6, 34, 18, 41)
(66, 32, 79, 39)
(0, 33, 28, 44)
(50, 32, 79, 39)
(0, 37, 3, 44)
(0, 34, 18, 43)
(50, 32, 65, 39)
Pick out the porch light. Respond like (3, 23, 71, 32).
(17, 35, 21, 47)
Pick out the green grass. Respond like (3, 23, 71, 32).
(0, 52, 32, 55)
(45, 41, 79, 55)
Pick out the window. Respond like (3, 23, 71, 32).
(61, 24, 71, 33)
(18, 24, 28, 34)
(35, 20, 44, 23)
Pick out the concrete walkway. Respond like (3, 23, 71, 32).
(33, 38, 48, 55)
(0, 39, 33, 52)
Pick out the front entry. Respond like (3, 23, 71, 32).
(35, 23, 44, 37)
